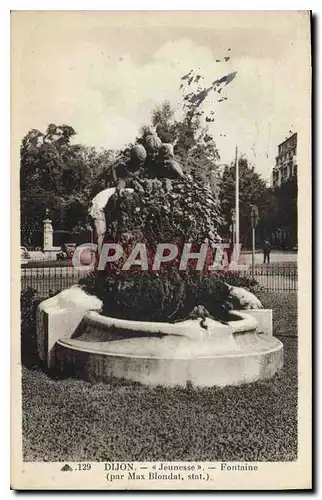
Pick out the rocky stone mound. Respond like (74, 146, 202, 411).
(104, 174, 223, 247)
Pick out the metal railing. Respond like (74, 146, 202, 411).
(20, 266, 91, 297)
(240, 264, 298, 292)
(20, 262, 298, 296)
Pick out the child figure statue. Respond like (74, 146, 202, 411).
(156, 143, 185, 192)
(160, 143, 185, 178)
(112, 144, 147, 194)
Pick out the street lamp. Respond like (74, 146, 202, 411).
(231, 209, 236, 244)
(251, 205, 259, 278)
(235, 146, 239, 251)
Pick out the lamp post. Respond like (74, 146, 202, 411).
(251, 205, 259, 278)
(230, 209, 236, 266)
(231, 209, 236, 243)
(235, 146, 240, 252)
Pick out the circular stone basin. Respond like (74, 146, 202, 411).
(53, 310, 283, 388)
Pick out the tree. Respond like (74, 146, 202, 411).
(272, 176, 297, 248)
(175, 68, 237, 186)
(139, 100, 220, 191)
(20, 124, 111, 245)
(219, 157, 278, 247)
(145, 66, 238, 190)
(20, 66, 239, 247)
(151, 101, 176, 144)
(43, 124, 76, 147)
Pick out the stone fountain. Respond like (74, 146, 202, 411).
(36, 136, 283, 387)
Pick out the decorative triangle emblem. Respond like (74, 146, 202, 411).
(61, 464, 73, 472)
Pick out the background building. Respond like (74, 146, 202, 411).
(272, 133, 297, 188)
(270, 132, 298, 250)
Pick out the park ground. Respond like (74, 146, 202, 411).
(242, 250, 297, 264)
(22, 291, 297, 462)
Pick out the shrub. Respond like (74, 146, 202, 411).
(20, 287, 42, 367)
(20, 287, 61, 367)
(83, 170, 262, 320)
(104, 175, 223, 249)
(81, 269, 261, 322)
(212, 271, 260, 292)
(81, 271, 237, 322)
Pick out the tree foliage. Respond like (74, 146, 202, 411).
(271, 176, 298, 248)
(20, 124, 114, 245)
(20, 66, 239, 246)
(137, 101, 221, 191)
(20, 63, 296, 251)
(219, 157, 278, 246)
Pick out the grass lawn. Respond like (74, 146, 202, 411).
(22, 292, 297, 462)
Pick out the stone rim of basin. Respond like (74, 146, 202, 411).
(58, 333, 281, 360)
(77, 309, 258, 344)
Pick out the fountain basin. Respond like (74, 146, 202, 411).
(37, 287, 283, 387)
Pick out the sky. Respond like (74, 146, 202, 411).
(12, 11, 310, 183)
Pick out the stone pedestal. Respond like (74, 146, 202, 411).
(43, 211, 61, 260)
(246, 309, 273, 336)
(37, 287, 103, 366)
(43, 216, 53, 250)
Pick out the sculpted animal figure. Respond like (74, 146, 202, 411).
(226, 286, 263, 310)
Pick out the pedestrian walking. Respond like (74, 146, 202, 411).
(263, 240, 271, 264)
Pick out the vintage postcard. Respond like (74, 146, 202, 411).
(11, 10, 312, 490)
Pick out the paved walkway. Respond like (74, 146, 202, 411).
(241, 251, 297, 265)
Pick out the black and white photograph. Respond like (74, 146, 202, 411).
(11, 10, 311, 490)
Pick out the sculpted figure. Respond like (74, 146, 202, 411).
(226, 286, 263, 310)
(89, 145, 147, 254)
(112, 144, 147, 194)
(160, 143, 185, 180)
(142, 142, 185, 192)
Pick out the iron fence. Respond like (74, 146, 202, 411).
(20, 262, 298, 297)
(20, 266, 91, 297)
(240, 264, 298, 292)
